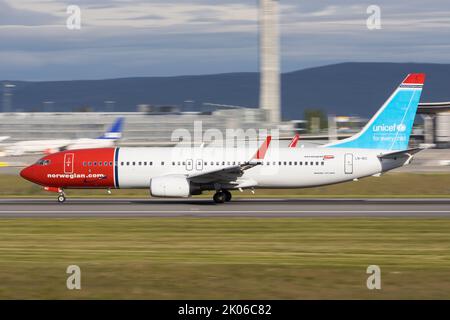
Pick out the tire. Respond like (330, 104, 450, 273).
(223, 190, 232, 202)
(213, 191, 226, 204)
(57, 195, 66, 203)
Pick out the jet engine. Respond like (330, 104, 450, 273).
(150, 175, 193, 198)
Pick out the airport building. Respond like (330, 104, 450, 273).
(0, 108, 290, 146)
(418, 102, 450, 149)
(0, 104, 448, 148)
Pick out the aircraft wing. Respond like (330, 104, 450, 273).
(187, 161, 261, 184)
(187, 136, 271, 186)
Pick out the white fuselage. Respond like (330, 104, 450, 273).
(115, 147, 402, 189)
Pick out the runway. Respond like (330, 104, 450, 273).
(0, 198, 449, 217)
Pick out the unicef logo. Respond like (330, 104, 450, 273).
(373, 123, 407, 132)
(396, 124, 406, 132)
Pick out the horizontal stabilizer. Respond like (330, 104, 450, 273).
(378, 147, 423, 159)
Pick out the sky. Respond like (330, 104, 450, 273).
(0, 0, 449, 81)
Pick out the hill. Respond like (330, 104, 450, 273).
(1, 62, 449, 119)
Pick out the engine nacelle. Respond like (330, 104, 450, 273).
(150, 175, 191, 198)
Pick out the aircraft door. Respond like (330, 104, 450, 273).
(64, 153, 74, 174)
(344, 153, 353, 174)
(186, 159, 193, 171)
(195, 159, 203, 171)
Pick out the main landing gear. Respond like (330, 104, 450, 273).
(213, 190, 232, 204)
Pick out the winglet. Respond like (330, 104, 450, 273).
(288, 134, 299, 148)
(253, 136, 271, 160)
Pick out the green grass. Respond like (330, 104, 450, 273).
(1, 218, 450, 299)
(1, 173, 449, 198)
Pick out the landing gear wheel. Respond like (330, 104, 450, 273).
(57, 194, 66, 203)
(213, 191, 226, 204)
(223, 190, 232, 202)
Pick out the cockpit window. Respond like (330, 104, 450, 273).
(36, 159, 51, 166)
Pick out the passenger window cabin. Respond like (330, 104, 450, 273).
(77, 158, 324, 169)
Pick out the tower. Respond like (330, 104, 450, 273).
(259, 0, 281, 123)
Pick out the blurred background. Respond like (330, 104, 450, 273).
(0, 0, 449, 174)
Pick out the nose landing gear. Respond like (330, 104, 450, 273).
(213, 190, 232, 204)
(57, 189, 66, 203)
(43, 186, 66, 203)
(57, 193, 66, 203)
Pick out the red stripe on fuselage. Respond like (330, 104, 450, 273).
(23, 148, 116, 189)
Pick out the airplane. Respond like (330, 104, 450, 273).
(0, 117, 124, 156)
(20, 74, 425, 204)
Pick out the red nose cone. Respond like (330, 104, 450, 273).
(20, 166, 35, 182)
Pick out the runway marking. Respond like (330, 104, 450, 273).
(1, 210, 449, 214)
(1, 198, 449, 217)
(1, 198, 449, 202)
